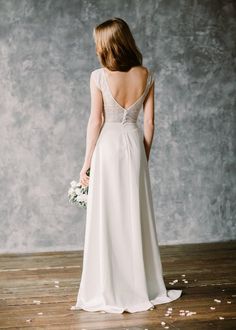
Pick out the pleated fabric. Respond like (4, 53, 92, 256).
(71, 67, 182, 313)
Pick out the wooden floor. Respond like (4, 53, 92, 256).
(0, 241, 235, 330)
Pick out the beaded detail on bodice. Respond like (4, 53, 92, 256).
(91, 67, 155, 124)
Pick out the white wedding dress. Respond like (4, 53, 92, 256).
(71, 67, 182, 313)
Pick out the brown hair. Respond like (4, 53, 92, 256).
(93, 17, 143, 72)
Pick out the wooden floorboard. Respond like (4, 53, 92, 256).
(0, 241, 235, 329)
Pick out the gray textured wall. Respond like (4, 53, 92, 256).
(0, 0, 235, 253)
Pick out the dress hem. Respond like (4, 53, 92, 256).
(70, 289, 182, 314)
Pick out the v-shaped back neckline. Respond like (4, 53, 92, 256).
(102, 67, 150, 112)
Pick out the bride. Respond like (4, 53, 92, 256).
(71, 17, 182, 314)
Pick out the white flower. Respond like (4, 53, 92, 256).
(70, 180, 77, 188)
(68, 187, 75, 194)
(76, 195, 87, 202)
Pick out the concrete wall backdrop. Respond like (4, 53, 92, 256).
(0, 0, 235, 253)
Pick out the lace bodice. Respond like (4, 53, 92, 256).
(91, 67, 155, 124)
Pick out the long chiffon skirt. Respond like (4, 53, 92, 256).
(71, 122, 182, 313)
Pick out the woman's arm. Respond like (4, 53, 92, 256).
(79, 72, 104, 186)
(143, 81, 155, 162)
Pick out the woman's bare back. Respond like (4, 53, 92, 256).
(103, 66, 149, 110)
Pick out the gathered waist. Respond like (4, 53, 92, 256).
(102, 121, 138, 126)
(101, 121, 141, 134)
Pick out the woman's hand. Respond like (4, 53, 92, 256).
(79, 166, 90, 187)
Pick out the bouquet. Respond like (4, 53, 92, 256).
(68, 168, 90, 209)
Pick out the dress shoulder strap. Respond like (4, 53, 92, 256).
(148, 69, 156, 88)
(91, 68, 103, 91)
(142, 69, 156, 100)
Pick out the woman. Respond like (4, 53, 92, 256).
(71, 17, 182, 314)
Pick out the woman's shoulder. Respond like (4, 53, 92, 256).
(131, 65, 155, 79)
(90, 67, 103, 90)
(91, 67, 103, 74)
(132, 66, 156, 86)
(90, 67, 103, 80)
